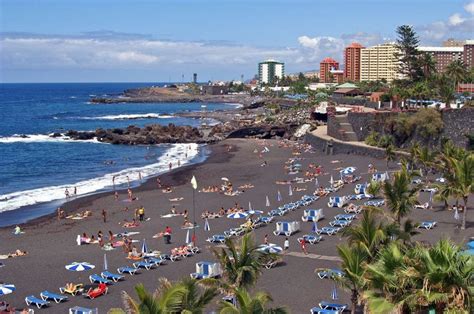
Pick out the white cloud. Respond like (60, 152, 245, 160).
(449, 13, 465, 26)
(464, 1, 474, 14)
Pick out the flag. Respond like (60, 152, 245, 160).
(277, 190, 282, 202)
(204, 218, 210, 231)
(190, 176, 198, 190)
(289, 185, 293, 196)
(265, 195, 270, 207)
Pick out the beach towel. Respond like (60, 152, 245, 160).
(160, 214, 181, 218)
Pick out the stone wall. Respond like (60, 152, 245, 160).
(346, 111, 397, 141)
(441, 107, 474, 149)
(327, 116, 345, 141)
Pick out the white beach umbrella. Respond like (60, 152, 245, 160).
(258, 244, 283, 254)
(227, 212, 249, 219)
(289, 185, 293, 196)
(314, 178, 319, 188)
(330, 176, 334, 188)
(277, 190, 282, 202)
(185, 229, 191, 244)
(0, 284, 15, 296)
(221, 177, 229, 181)
(331, 284, 338, 300)
(247, 210, 263, 215)
(248, 201, 253, 211)
(65, 262, 95, 272)
(454, 208, 460, 220)
(265, 195, 270, 207)
(312, 222, 318, 233)
(141, 239, 149, 254)
(103, 253, 108, 271)
(204, 218, 210, 231)
(341, 167, 356, 175)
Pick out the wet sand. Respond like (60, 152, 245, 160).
(0, 138, 471, 313)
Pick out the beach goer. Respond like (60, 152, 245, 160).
(114, 191, 119, 201)
(65, 188, 70, 198)
(13, 225, 21, 235)
(57, 207, 65, 220)
(138, 171, 142, 181)
(284, 237, 289, 251)
(170, 205, 177, 214)
(164, 226, 172, 244)
(169, 162, 172, 170)
(138, 206, 145, 221)
(299, 238, 308, 255)
(178, 160, 181, 167)
(128, 188, 133, 201)
(128, 245, 141, 259)
(156, 178, 162, 188)
(264, 234, 269, 245)
(73, 186, 77, 196)
(108, 230, 114, 242)
(98, 231, 104, 247)
(102, 208, 107, 223)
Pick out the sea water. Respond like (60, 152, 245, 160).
(0, 83, 233, 226)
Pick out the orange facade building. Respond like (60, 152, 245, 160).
(344, 42, 364, 82)
(320, 57, 339, 83)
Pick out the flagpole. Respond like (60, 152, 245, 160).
(192, 186, 196, 245)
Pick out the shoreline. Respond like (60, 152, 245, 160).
(0, 143, 216, 229)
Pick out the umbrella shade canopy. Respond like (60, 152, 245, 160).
(247, 210, 263, 215)
(277, 190, 282, 202)
(312, 222, 319, 233)
(221, 177, 229, 181)
(185, 229, 191, 244)
(0, 284, 15, 296)
(289, 185, 293, 196)
(65, 262, 95, 271)
(258, 244, 283, 254)
(204, 218, 210, 231)
(141, 239, 149, 254)
(227, 212, 249, 219)
(248, 201, 253, 211)
(315, 178, 319, 187)
(330, 176, 334, 186)
(467, 241, 474, 249)
(266, 196, 270, 207)
(340, 167, 356, 175)
(454, 208, 460, 220)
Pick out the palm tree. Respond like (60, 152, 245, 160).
(218, 288, 288, 314)
(212, 234, 264, 290)
(383, 166, 419, 225)
(335, 244, 369, 313)
(121, 278, 218, 314)
(341, 208, 385, 261)
(416, 239, 474, 311)
(445, 60, 468, 90)
(366, 180, 382, 198)
(420, 53, 437, 78)
(385, 144, 396, 168)
(415, 146, 436, 177)
(385, 219, 419, 245)
(452, 154, 474, 230)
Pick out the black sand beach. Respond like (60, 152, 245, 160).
(0, 138, 472, 313)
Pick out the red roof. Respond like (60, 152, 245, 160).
(321, 57, 338, 64)
(347, 42, 364, 48)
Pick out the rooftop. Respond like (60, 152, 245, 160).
(336, 82, 358, 89)
(347, 42, 364, 48)
(418, 46, 464, 52)
(321, 57, 338, 64)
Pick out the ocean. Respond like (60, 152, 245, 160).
(0, 83, 234, 226)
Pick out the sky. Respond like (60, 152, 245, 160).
(1, 0, 473, 83)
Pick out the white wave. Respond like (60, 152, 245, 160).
(79, 113, 174, 120)
(225, 103, 244, 109)
(0, 134, 102, 144)
(0, 143, 200, 213)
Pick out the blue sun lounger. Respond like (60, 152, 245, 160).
(146, 257, 166, 266)
(319, 301, 348, 311)
(329, 220, 351, 227)
(315, 227, 339, 236)
(101, 271, 125, 282)
(297, 234, 323, 244)
(364, 199, 385, 207)
(206, 234, 227, 243)
(133, 260, 155, 270)
(310, 307, 340, 314)
(25, 295, 50, 309)
(117, 266, 138, 275)
(417, 221, 437, 230)
(89, 274, 112, 284)
(317, 268, 345, 279)
(334, 214, 356, 221)
(40, 290, 68, 303)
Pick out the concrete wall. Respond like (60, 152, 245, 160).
(327, 116, 345, 141)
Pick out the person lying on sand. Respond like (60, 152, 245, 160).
(330, 160, 342, 164)
(295, 187, 306, 192)
(120, 219, 140, 228)
(276, 180, 291, 185)
(7, 250, 28, 258)
(127, 245, 142, 259)
(169, 197, 184, 202)
(162, 187, 173, 193)
(238, 184, 254, 189)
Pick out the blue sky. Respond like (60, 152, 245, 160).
(1, 0, 473, 82)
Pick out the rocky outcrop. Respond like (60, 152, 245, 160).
(227, 124, 297, 140)
(66, 124, 203, 145)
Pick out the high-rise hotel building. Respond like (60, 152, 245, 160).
(344, 42, 364, 82)
(360, 43, 401, 82)
(258, 59, 285, 85)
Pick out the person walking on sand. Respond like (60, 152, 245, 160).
(57, 207, 65, 221)
(284, 237, 289, 251)
(102, 208, 107, 223)
(299, 238, 308, 255)
(114, 191, 119, 201)
(137, 206, 145, 221)
(128, 188, 133, 201)
(164, 226, 172, 244)
(169, 162, 172, 170)
(65, 188, 70, 198)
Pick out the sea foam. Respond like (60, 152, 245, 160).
(0, 134, 102, 144)
(0, 143, 200, 213)
(79, 113, 174, 120)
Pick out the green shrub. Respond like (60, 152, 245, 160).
(410, 108, 443, 139)
(378, 134, 395, 148)
(365, 131, 380, 146)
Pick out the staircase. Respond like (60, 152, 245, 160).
(334, 114, 358, 142)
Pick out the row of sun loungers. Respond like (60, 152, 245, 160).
(311, 301, 349, 313)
